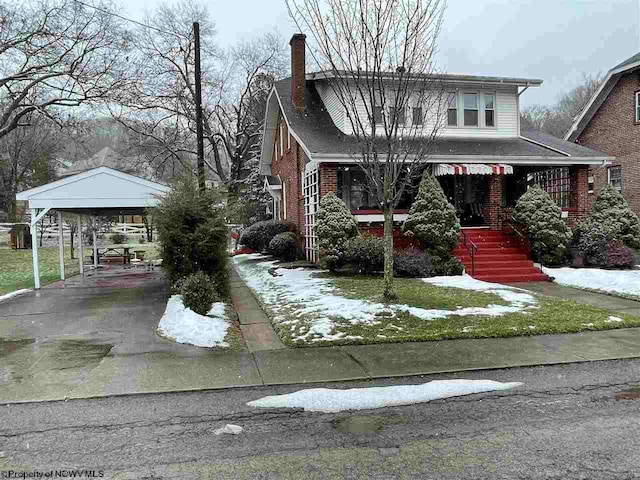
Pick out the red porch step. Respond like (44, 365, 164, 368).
(455, 229, 549, 283)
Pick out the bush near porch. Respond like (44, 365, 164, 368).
(233, 254, 640, 347)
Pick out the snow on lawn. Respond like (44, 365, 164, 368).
(247, 379, 523, 413)
(233, 254, 537, 343)
(543, 267, 640, 299)
(0, 288, 31, 304)
(157, 295, 230, 348)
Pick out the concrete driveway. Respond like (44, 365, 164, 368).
(0, 269, 262, 403)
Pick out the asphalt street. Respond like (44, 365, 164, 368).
(2, 358, 640, 479)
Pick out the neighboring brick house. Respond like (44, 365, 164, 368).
(565, 52, 640, 214)
(260, 34, 613, 281)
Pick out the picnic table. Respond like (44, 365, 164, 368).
(89, 247, 131, 265)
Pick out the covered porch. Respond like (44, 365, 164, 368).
(16, 167, 170, 289)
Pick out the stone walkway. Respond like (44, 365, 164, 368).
(230, 268, 285, 352)
(514, 282, 640, 316)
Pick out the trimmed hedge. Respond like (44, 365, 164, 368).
(268, 232, 298, 260)
(346, 234, 384, 274)
(239, 220, 291, 252)
(393, 248, 433, 278)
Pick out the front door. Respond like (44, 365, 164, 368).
(438, 176, 489, 227)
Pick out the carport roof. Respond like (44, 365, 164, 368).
(16, 166, 170, 214)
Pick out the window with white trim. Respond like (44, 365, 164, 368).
(463, 93, 479, 126)
(412, 106, 423, 125)
(373, 105, 384, 125)
(608, 166, 623, 193)
(279, 123, 284, 158)
(447, 92, 457, 126)
(635, 92, 640, 122)
(484, 93, 495, 127)
(287, 130, 291, 150)
(390, 106, 405, 125)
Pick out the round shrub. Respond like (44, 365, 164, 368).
(403, 171, 460, 255)
(268, 232, 298, 260)
(393, 248, 433, 278)
(513, 185, 572, 266)
(575, 222, 609, 267)
(606, 240, 635, 269)
(181, 271, 219, 316)
(239, 220, 290, 252)
(315, 192, 359, 271)
(346, 234, 384, 274)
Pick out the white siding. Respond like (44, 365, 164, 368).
(324, 82, 520, 139)
(315, 81, 346, 132)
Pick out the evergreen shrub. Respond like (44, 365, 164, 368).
(181, 271, 218, 316)
(513, 185, 572, 266)
(315, 192, 359, 271)
(346, 234, 384, 274)
(268, 232, 298, 260)
(393, 248, 433, 278)
(239, 220, 291, 252)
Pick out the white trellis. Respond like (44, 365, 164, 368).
(303, 163, 319, 262)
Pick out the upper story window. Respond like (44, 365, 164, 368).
(608, 166, 623, 193)
(373, 105, 384, 125)
(484, 93, 495, 127)
(412, 106, 423, 125)
(635, 92, 640, 122)
(279, 123, 284, 158)
(447, 92, 457, 126)
(463, 93, 479, 126)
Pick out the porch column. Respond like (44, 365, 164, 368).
(92, 218, 98, 269)
(78, 216, 84, 277)
(569, 166, 589, 223)
(58, 211, 65, 280)
(487, 175, 504, 230)
(319, 164, 337, 197)
(31, 209, 40, 289)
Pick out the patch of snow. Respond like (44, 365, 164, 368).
(213, 424, 243, 435)
(581, 323, 595, 328)
(0, 288, 31, 304)
(247, 379, 523, 413)
(543, 267, 640, 298)
(607, 316, 624, 323)
(157, 295, 229, 348)
(233, 255, 537, 344)
(528, 325, 536, 330)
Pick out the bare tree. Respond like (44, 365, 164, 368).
(521, 73, 604, 138)
(111, 0, 287, 193)
(288, 0, 446, 299)
(0, 0, 131, 140)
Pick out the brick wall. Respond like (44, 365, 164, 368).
(319, 163, 337, 196)
(567, 165, 589, 225)
(270, 118, 306, 237)
(577, 71, 640, 215)
(488, 175, 503, 229)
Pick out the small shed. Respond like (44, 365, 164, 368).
(16, 167, 170, 288)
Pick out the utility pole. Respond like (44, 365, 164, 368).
(193, 22, 205, 191)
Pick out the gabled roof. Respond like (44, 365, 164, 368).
(57, 147, 150, 178)
(260, 77, 612, 174)
(565, 51, 640, 142)
(16, 166, 170, 211)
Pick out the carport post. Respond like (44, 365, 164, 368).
(78, 216, 84, 277)
(58, 211, 65, 280)
(31, 209, 40, 289)
(92, 218, 98, 269)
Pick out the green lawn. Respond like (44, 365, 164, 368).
(320, 274, 640, 345)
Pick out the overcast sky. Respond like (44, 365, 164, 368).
(126, 0, 640, 107)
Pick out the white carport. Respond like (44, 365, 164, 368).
(16, 167, 170, 289)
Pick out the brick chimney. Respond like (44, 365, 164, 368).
(290, 33, 306, 111)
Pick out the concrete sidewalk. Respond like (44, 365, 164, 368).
(4, 326, 640, 404)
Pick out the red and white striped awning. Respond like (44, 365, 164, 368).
(433, 163, 514, 176)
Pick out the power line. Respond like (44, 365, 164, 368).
(72, 0, 187, 38)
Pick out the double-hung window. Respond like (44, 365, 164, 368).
(390, 106, 405, 125)
(635, 92, 640, 122)
(484, 93, 495, 127)
(412, 106, 423, 125)
(373, 105, 384, 125)
(608, 166, 623, 193)
(463, 93, 479, 126)
(447, 92, 457, 126)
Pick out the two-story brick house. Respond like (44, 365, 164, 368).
(565, 52, 640, 215)
(260, 34, 612, 281)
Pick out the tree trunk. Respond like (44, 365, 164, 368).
(70, 230, 75, 259)
(382, 179, 397, 301)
